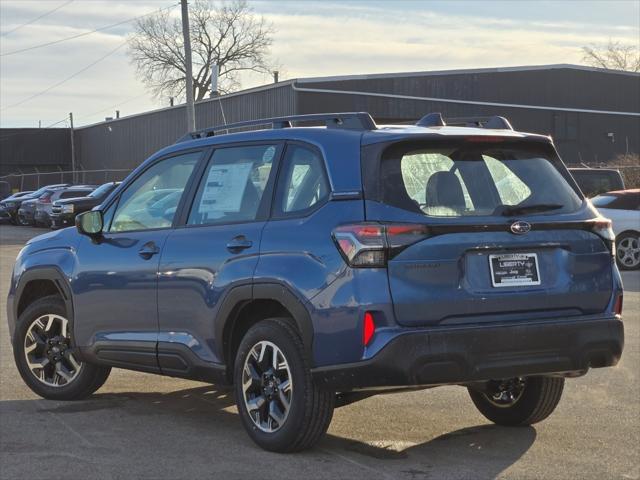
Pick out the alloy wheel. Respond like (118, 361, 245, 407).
(617, 236, 640, 268)
(23, 314, 82, 387)
(483, 377, 526, 408)
(242, 340, 293, 433)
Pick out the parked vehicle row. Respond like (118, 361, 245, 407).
(0, 182, 120, 228)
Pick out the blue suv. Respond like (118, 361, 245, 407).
(7, 112, 624, 452)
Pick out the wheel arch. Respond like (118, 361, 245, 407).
(15, 267, 74, 335)
(216, 282, 314, 382)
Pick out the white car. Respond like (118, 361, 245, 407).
(591, 189, 640, 270)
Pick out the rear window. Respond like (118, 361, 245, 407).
(374, 141, 582, 217)
(569, 170, 624, 197)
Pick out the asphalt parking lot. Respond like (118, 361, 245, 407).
(0, 224, 638, 480)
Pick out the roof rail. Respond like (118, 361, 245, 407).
(415, 113, 514, 130)
(177, 112, 377, 143)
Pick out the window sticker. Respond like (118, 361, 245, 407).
(199, 162, 253, 215)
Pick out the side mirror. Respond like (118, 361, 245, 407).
(76, 210, 103, 237)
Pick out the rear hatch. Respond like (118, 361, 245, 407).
(361, 137, 615, 327)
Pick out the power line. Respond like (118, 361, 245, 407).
(1, 0, 74, 36)
(1, 42, 127, 112)
(0, 2, 178, 57)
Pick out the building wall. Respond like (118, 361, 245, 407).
(295, 66, 640, 164)
(0, 128, 71, 175)
(75, 84, 295, 171)
(3, 66, 638, 178)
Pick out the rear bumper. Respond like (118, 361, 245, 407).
(312, 316, 624, 390)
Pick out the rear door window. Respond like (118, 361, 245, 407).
(376, 141, 582, 217)
(188, 144, 277, 225)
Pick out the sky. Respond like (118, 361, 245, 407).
(0, 0, 638, 128)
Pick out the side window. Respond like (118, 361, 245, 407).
(484, 156, 532, 205)
(109, 151, 200, 232)
(275, 144, 329, 216)
(188, 144, 277, 226)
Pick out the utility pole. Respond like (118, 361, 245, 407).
(69, 112, 76, 183)
(181, 0, 196, 133)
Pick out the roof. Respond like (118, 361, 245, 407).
(295, 64, 640, 84)
(77, 63, 639, 130)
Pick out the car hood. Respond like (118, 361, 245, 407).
(25, 223, 82, 251)
(55, 196, 101, 207)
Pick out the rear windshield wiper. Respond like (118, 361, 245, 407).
(496, 203, 564, 216)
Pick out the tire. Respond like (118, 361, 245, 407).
(616, 231, 640, 271)
(234, 318, 334, 452)
(468, 376, 564, 426)
(13, 295, 111, 401)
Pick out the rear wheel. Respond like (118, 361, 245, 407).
(468, 376, 564, 426)
(616, 232, 640, 270)
(234, 318, 334, 452)
(13, 295, 111, 400)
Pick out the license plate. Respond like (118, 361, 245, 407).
(489, 253, 540, 287)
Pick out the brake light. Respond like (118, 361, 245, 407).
(39, 193, 52, 204)
(363, 312, 375, 346)
(614, 295, 623, 316)
(588, 218, 615, 256)
(332, 223, 430, 267)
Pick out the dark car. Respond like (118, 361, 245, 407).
(568, 167, 625, 197)
(50, 182, 121, 229)
(19, 185, 95, 226)
(5, 184, 69, 224)
(34, 185, 97, 227)
(0, 191, 33, 223)
(7, 112, 624, 453)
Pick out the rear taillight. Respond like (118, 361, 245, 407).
(588, 218, 616, 256)
(614, 295, 623, 316)
(332, 223, 430, 267)
(39, 194, 52, 204)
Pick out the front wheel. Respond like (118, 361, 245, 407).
(234, 318, 334, 452)
(468, 376, 564, 426)
(13, 295, 111, 400)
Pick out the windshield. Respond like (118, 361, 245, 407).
(376, 141, 582, 217)
(88, 183, 114, 198)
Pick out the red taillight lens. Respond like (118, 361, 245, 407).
(39, 194, 52, 204)
(333, 223, 429, 267)
(363, 312, 375, 346)
(614, 295, 623, 316)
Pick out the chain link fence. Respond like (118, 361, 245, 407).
(0, 169, 132, 192)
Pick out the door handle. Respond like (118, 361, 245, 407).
(138, 241, 160, 260)
(226, 236, 253, 253)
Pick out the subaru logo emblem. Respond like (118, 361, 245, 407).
(510, 221, 531, 235)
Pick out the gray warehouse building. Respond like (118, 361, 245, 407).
(1, 63, 639, 186)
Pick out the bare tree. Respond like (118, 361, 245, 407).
(581, 39, 640, 72)
(128, 0, 275, 101)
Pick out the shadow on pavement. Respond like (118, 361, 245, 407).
(5, 384, 537, 479)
